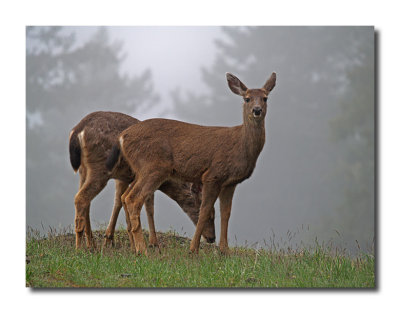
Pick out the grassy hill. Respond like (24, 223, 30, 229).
(26, 229, 374, 288)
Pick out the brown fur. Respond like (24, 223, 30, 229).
(69, 111, 215, 250)
(113, 72, 276, 254)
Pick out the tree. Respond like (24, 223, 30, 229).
(26, 27, 159, 229)
(171, 26, 374, 252)
(329, 36, 374, 249)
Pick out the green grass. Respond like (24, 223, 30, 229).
(26, 229, 375, 288)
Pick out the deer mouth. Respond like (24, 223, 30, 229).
(252, 107, 262, 118)
(206, 236, 216, 243)
(253, 107, 262, 118)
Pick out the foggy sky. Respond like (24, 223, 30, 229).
(65, 26, 224, 120)
(26, 26, 375, 255)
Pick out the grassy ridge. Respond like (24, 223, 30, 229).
(26, 230, 374, 288)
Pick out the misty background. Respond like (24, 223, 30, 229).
(26, 26, 374, 255)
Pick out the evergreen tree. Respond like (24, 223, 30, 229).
(329, 36, 374, 248)
(26, 27, 159, 229)
(171, 27, 374, 251)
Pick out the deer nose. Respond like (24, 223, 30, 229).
(252, 106, 262, 116)
(206, 236, 216, 243)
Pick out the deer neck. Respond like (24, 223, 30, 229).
(241, 114, 266, 160)
(159, 181, 200, 225)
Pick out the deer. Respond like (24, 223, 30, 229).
(69, 111, 216, 250)
(106, 72, 276, 255)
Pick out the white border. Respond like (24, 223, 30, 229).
(1, 0, 398, 312)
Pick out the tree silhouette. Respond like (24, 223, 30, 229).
(26, 27, 159, 229)
(171, 27, 374, 252)
(329, 35, 374, 247)
(173, 27, 366, 125)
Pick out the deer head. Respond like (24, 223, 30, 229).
(226, 72, 276, 122)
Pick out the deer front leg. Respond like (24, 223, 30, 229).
(103, 180, 129, 248)
(190, 182, 220, 254)
(218, 185, 236, 255)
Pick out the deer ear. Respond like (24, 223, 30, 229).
(226, 73, 247, 96)
(263, 72, 276, 92)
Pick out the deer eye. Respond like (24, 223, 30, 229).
(263, 97, 268, 102)
(244, 98, 250, 103)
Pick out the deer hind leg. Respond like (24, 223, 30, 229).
(75, 167, 87, 248)
(144, 193, 158, 248)
(125, 172, 167, 255)
(83, 203, 95, 250)
(190, 181, 221, 254)
(218, 185, 236, 255)
(121, 183, 135, 250)
(74, 172, 107, 250)
(103, 180, 130, 248)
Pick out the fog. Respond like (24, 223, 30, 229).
(26, 26, 374, 255)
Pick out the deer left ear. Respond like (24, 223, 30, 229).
(263, 72, 276, 92)
(226, 73, 248, 96)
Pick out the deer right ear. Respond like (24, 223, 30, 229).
(226, 73, 247, 96)
(263, 72, 276, 92)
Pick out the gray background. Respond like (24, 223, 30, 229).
(26, 26, 374, 254)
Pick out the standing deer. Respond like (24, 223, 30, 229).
(69, 111, 215, 250)
(106, 72, 276, 255)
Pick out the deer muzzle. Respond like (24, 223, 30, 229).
(252, 106, 262, 117)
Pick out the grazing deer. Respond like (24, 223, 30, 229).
(69, 111, 215, 250)
(106, 72, 276, 255)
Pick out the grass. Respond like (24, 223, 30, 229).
(26, 228, 375, 288)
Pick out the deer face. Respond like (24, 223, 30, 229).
(226, 72, 276, 122)
(243, 89, 269, 120)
